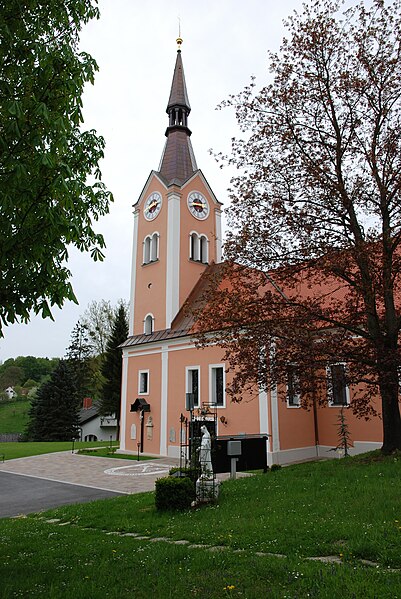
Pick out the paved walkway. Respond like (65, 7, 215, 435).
(0, 451, 180, 494)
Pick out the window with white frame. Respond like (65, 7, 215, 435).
(286, 364, 301, 407)
(210, 364, 225, 407)
(327, 363, 349, 406)
(143, 233, 159, 264)
(186, 366, 200, 408)
(138, 370, 149, 395)
(144, 314, 154, 335)
(189, 232, 208, 264)
(199, 235, 208, 263)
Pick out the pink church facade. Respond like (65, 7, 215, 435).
(119, 41, 382, 465)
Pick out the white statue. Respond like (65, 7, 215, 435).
(199, 425, 213, 478)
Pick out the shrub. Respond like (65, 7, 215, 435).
(169, 466, 198, 482)
(155, 476, 195, 511)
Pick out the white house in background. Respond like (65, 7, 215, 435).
(78, 398, 117, 442)
(4, 387, 17, 400)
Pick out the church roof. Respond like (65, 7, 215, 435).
(157, 42, 198, 186)
(119, 327, 190, 348)
(167, 49, 191, 111)
(158, 131, 198, 185)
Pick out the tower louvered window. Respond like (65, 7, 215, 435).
(189, 232, 208, 264)
(143, 233, 159, 265)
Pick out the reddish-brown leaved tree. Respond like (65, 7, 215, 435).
(196, 0, 401, 453)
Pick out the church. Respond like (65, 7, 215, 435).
(119, 39, 382, 465)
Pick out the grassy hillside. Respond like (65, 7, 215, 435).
(1, 452, 401, 597)
(0, 399, 30, 433)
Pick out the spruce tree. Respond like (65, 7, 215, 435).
(26, 360, 80, 441)
(99, 302, 128, 437)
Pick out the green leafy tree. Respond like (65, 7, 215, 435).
(65, 321, 93, 401)
(26, 360, 80, 441)
(80, 300, 115, 357)
(0, 365, 24, 389)
(99, 302, 128, 437)
(0, 356, 59, 388)
(13, 356, 59, 383)
(0, 0, 113, 335)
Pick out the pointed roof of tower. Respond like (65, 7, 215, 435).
(158, 38, 198, 186)
(167, 48, 191, 112)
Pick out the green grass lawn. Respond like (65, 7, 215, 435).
(1, 452, 401, 598)
(76, 447, 154, 460)
(0, 440, 119, 461)
(0, 399, 30, 433)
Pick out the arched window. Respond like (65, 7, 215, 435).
(200, 235, 208, 263)
(189, 232, 208, 264)
(190, 232, 199, 261)
(144, 313, 154, 335)
(143, 233, 159, 265)
(150, 233, 159, 262)
(143, 236, 151, 264)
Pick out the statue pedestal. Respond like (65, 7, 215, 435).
(196, 476, 220, 503)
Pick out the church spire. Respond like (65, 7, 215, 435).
(158, 38, 197, 185)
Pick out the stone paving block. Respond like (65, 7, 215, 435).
(173, 540, 190, 545)
(360, 559, 379, 568)
(45, 519, 61, 523)
(307, 556, 342, 564)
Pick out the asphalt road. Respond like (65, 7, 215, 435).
(0, 471, 123, 518)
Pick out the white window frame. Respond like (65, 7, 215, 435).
(150, 232, 159, 262)
(327, 362, 350, 407)
(209, 363, 225, 408)
(144, 313, 154, 335)
(143, 235, 151, 264)
(189, 231, 209, 264)
(138, 369, 149, 395)
(199, 234, 208, 264)
(186, 365, 200, 408)
(143, 232, 159, 265)
(286, 364, 301, 408)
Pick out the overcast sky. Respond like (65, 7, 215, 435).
(0, 0, 305, 362)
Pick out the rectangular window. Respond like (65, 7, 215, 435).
(186, 367, 200, 408)
(287, 365, 301, 407)
(210, 365, 225, 407)
(328, 363, 348, 406)
(138, 370, 149, 395)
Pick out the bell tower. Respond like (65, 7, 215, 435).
(129, 39, 222, 337)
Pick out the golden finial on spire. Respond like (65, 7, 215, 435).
(177, 17, 183, 50)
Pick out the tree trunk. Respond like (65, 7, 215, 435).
(378, 359, 401, 453)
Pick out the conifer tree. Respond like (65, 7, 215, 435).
(99, 302, 128, 437)
(26, 360, 80, 441)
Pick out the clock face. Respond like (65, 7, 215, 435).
(187, 191, 209, 220)
(144, 192, 162, 221)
